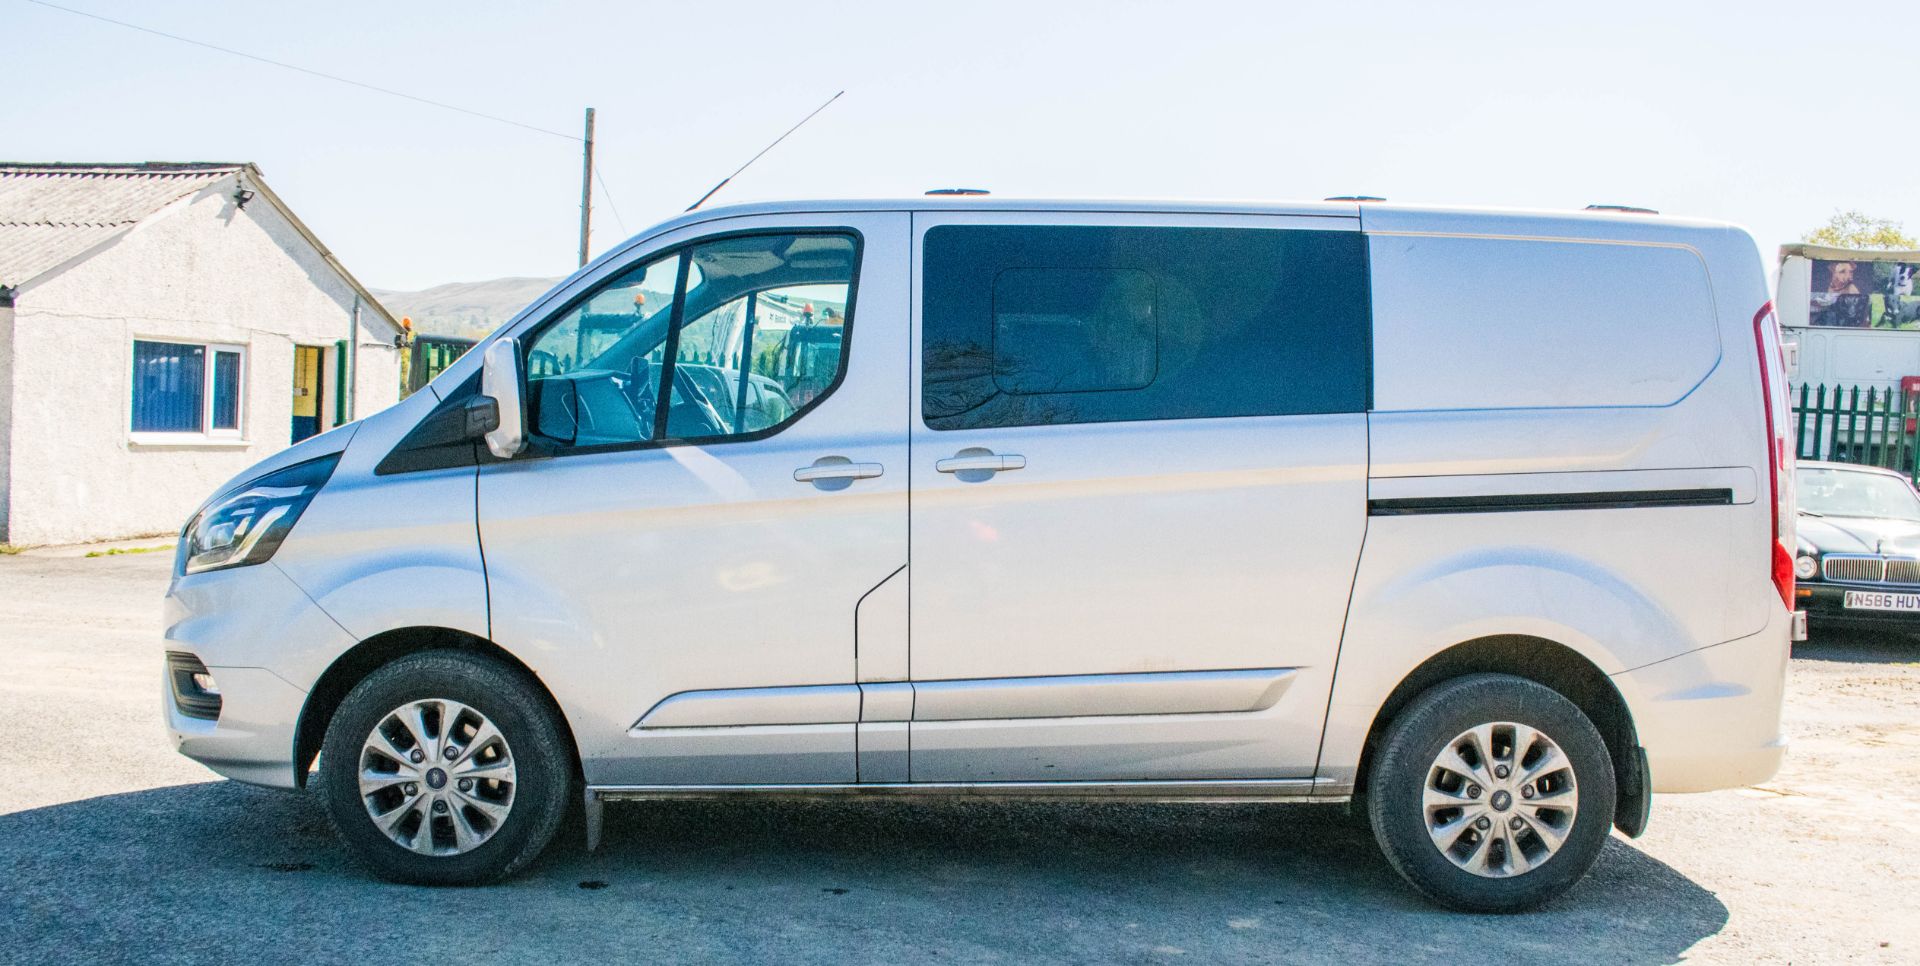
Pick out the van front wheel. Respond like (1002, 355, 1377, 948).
(1366, 673, 1616, 912)
(319, 651, 574, 885)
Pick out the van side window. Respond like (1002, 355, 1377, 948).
(522, 232, 858, 449)
(921, 225, 1369, 430)
(993, 268, 1158, 395)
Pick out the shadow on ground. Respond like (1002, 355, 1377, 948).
(1, 781, 1725, 964)
(1795, 628, 1920, 664)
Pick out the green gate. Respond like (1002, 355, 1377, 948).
(1791, 383, 1920, 483)
(404, 336, 478, 396)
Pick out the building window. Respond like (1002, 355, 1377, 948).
(131, 339, 246, 439)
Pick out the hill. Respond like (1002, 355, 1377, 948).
(373, 276, 563, 341)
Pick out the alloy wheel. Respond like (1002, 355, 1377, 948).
(357, 698, 517, 856)
(1422, 721, 1579, 878)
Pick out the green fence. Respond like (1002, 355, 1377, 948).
(404, 336, 477, 397)
(1791, 383, 1920, 483)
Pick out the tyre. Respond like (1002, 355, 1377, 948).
(319, 650, 575, 885)
(1366, 673, 1616, 912)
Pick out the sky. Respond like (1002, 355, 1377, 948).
(7, 0, 1918, 292)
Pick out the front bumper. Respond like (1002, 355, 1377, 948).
(164, 665, 309, 787)
(1797, 581, 1920, 630)
(163, 562, 355, 789)
(1612, 616, 1790, 794)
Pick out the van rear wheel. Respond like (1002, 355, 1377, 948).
(1366, 673, 1615, 912)
(319, 651, 574, 885)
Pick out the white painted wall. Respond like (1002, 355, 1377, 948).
(0, 302, 14, 541)
(1, 175, 399, 545)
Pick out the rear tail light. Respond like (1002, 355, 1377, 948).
(1753, 301, 1795, 609)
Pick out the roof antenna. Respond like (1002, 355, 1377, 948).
(686, 91, 844, 212)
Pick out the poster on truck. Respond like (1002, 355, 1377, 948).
(1808, 258, 1920, 328)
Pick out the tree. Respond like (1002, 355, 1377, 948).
(1802, 210, 1918, 250)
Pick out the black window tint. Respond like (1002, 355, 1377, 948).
(922, 225, 1369, 430)
(994, 268, 1156, 395)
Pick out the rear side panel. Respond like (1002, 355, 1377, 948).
(1320, 210, 1784, 790)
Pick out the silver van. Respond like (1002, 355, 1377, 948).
(164, 198, 1796, 911)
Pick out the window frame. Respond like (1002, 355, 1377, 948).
(511, 227, 865, 460)
(128, 337, 248, 445)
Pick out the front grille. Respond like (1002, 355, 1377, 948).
(1822, 555, 1885, 583)
(1887, 559, 1920, 584)
(1820, 554, 1920, 585)
(165, 651, 222, 720)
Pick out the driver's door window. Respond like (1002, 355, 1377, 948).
(523, 232, 857, 450)
(523, 251, 683, 447)
(672, 281, 848, 438)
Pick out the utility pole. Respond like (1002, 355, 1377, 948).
(577, 107, 595, 267)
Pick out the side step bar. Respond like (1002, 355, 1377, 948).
(580, 778, 1347, 850)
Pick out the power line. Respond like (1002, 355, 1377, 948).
(24, 0, 580, 141)
(594, 168, 629, 238)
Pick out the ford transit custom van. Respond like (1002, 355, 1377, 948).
(163, 198, 1795, 911)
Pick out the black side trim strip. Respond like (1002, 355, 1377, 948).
(1368, 487, 1733, 517)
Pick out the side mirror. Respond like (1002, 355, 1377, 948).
(481, 338, 527, 458)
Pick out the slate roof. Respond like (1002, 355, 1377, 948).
(0, 162, 243, 288)
(0, 162, 399, 334)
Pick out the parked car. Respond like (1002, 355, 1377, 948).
(164, 198, 1794, 912)
(1793, 460, 1920, 629)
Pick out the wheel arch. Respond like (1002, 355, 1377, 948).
(292, 626, 580, 789)
(1350, 634, 1649, 837)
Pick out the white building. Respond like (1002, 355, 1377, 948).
(0, 162, 402, 545)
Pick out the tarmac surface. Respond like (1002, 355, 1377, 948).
(2, 550, 1915, 964)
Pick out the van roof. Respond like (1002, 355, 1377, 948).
(634, 196, 1742, 250)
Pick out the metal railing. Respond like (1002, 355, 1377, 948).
(403, 336, 478, 397)
(1791, 383, 1920, 483)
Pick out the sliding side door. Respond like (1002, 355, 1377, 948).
(906, 210, 1371, 783)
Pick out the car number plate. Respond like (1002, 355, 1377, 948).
(1843, 591, 1920, 612)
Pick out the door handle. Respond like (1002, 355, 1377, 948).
(935, 448, 1027, 478)
(794, 457, 883, 484)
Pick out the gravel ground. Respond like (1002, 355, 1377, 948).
(1, 551, 1915, 964)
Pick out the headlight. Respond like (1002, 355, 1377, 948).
(1794, 554, 1819, 580)
(179, 455, 339, 575)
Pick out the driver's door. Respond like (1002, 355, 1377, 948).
(478, 214, 909, 787)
